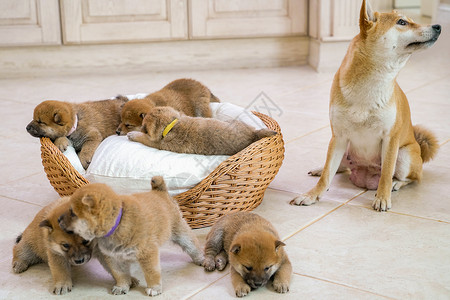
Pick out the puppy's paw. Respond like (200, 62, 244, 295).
(78, 153, 92, 169)
(145, 284, 162, 297)
(203, 257, 216, 272)
(372, 195, 391, 211)
(54, 137, 69, 152)
(235, 283, 251, 297)
(192, 253, 205, 266)
(290, 193, 318, 206)
(127, 131, 144, 142)
(215, 257, 227, 271)
(53, 281, 73, 295)
(111, 284, 130, 295)
(272, 279, 290, 294)
(12, 260, 28, 273)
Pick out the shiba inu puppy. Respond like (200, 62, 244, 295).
(116, 78, 219, 135)
(203, 212, 292, 297)
(58, 176, 204, 296)
(12, 197, 92, 295)
(127, 106, 277, 155)
(292, 0, 440, 211)
(26, 96, 128, 169)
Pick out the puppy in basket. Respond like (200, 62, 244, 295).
(116, 78, 220, 135)
(26, 96, 128, 169)
(58, 176, 204, 296)
(127, 106, 277, 155)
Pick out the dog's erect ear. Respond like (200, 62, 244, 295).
(360, 0, 376, 37)
(39, 219, 53, 233)
(81, 194, 95, 208)
(275, 240, 286, 252)
(230, 244, 241, 255)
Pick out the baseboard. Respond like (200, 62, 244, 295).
(308, 38, 350, 73)
(0, 36, 309, 78)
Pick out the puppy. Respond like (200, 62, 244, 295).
(203, 212, 292, 297)
(116, 78, 220, 135)
(58, 176, 204, 296)
(127, 106, 277, 155)
(26, 96, 128, 169)
(12, 197, 92, 295)
(292, 0, 440, 211)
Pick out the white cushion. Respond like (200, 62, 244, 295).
(63, 101, 268, 195)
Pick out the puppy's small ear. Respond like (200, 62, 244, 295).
(230, 244, 241, 255)
(275, 240, 286, 252)
(81, 195, 95, 208)
(39, 219, 53, 232)
(53, 112, 62, 124)
(140, 113, 146, 120)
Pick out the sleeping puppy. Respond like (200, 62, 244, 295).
(127, 106, 277, 156)
(116, 78, 220, 135)
(26, 96, 128, 169)
(12, 197, 92, 295)
(58, 176, 204, 296)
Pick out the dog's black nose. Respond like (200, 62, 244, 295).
(74, 258, 85, 265)
(116, 130, 121, 135)
(432, 24, 441, 33)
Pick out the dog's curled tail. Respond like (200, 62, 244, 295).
(413, 125, 439, 163)
(151, 176, 167, 192)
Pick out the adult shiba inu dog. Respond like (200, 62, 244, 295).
(12, 197, 92, 295)
(58, 176, 204, 296)
(292, 0, 440, 211)
(203, 212, 292, 297)
(26, 96, 128, 169)
(116, 78, 220, 135)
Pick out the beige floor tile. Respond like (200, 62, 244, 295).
(285, 204, 450, 299)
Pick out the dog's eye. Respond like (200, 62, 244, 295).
(61, 243, 71, 251)
(66, 230, 74, 235)
(126, 124, 133, 129)
(264, 265, 273, 272)
(70, 208, 76, 218)
(82, 239, 90, 246)
(244, 265, 253, 272)
(397, 19, 408, 26)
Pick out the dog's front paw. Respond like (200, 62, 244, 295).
(12, 260, 28, 273)
(272, 279, 290, 294)
(145, 284, 162, 297)
(54, 137, 69, 152)
(203, 257, 216, 271)
(127, 131, 144, 142)
(53, 280, 73, 295)
(372, 195, 391, 211)
(290, 193, 318, 206)
(235, 282, 251, 297)
(111, 284, 130, 295)
(78, 152, 92, 169)
(308, 167, 323, 176)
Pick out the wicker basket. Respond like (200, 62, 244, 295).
(40, 111, 284, 228)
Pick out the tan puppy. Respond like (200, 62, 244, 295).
(116, 78, 220, 135)
(127, 106, 277, 155)
(26, 96, 128, 169)
(12, 197, 92, 295)
(58, 176, 204, 296)
(204, 212, 292, 297)
(292, 0, 440, 211)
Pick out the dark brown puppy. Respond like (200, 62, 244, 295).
(26, 96, 128, 169)
(127, 106, 276, 156)
(116, 78, 219, 135)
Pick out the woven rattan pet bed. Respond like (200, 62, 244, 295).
(39, 111, 284, 229)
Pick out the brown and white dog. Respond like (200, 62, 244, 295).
(292, 0, 440, 211)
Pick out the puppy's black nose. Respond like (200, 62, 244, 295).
(432, 24, 441, 33)
(116, 130, 121, 135)
(74, 258, 85, 265)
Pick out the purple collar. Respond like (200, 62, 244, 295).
(104, 208, 122, 237)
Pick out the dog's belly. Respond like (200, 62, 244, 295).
(98, 238, 137, 261)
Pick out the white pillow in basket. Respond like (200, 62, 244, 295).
(63, 102, 268, 195)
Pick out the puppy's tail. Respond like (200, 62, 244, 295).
(151, 176, 167, 192)
(413, 125, 439, 163)
(255, 129, 277, 141)
(15, 233, 23, 244)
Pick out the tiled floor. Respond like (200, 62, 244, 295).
(1, 20, 450, 300)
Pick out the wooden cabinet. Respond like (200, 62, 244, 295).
(60, 0, 188, 44)
(189, 0, 307, 38)
(0, 0, 61, 46)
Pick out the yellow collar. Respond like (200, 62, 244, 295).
(162, 119, 178, 137)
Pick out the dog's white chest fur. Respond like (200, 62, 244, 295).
(98, 238, 137, 261)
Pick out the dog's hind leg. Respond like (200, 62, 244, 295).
(171, 219, 204, 266)
(392, 142, 423, 191)
(203, 227, 225, 271)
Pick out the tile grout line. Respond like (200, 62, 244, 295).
(283, 190, 368, 242)
(292, 272, 397, 300)
(183, 271, 231, 300)
(404, 72, 450, 95)
(0, 194, 45, 208)
(285, 125, 330, 144)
